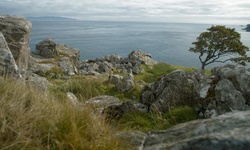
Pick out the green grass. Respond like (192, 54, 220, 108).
(115, 106, 199, 132)
(135, 62, 197, 83)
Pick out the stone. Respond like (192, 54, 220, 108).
(0, 32, 20, 78)
(212, 64, 250, 106)
(103, 100, 148, 119)
(116, 130, 147, 150)
(0, 14, 32, 77)
(140, 70, 199, 113)
(128, 50, 157, 67)
(26, 72, 49, 94)
(35, 39, 58, 58)
(85, 95, 122, 114)
(30, 63, 55, 76)
(31, 39, 81, 76)
(66, 92, 79, 106)
(142, 111, 250, 150)
(215, 79, 247, 114)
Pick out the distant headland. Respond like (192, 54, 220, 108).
(27, 16, 78, 21)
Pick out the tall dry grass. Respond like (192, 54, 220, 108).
(0, 77, 127, 149)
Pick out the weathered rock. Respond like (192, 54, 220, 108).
(58, 59, 76, 76)
(0, 32, 20, 78)
(66, 92, 79, 106)
(30, 63, 55, 76)
(35, 39, 58, 58)
(215, 79, 247, 113)
(116, 130, 147, 150)
(85, 95, 122, 114)
(110, 73, 136, 93)
(31, 39, 80, 76)
(128, 50, 157, 67)
(26, 72, 49, 93)
(140, 70, 199, 113)
(143, 111, 250, 150)
(0, 14, 32, 77)
(103, 100, 148, 119)
(212, 64, 250, 104)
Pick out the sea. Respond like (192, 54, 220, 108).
(30, 21, 250, 69)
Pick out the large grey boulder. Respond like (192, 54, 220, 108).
(143, 111, 250, 150)
(140, 70, 199, 113)
(0, 14, 32, 77)
(215, 79, 247, 114)
(197, 64, 250, 118)
(128, 50, 157, 67)
(0, 32, 20, 78)
(35, 39, 58, 58)
(212, 64, 250, 105)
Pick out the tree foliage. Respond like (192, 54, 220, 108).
(189, 25, 249, 70)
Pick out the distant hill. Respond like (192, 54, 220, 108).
(243, 24, 250, 32)
(27, 16, 78, 21)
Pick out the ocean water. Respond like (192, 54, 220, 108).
(30, 21, 250, 68)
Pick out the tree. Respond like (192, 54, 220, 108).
(189, 25, 249, 70)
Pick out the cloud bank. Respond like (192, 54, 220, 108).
(0, 0, 249, 24)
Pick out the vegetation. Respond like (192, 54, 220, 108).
(0, 77, 127, 149)
(115, 106, 198, 132)
(189, 25, 249, 70)
(0, 62, 203, 149)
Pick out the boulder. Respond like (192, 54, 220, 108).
(142, 111, 250, 150)
(35, 39, 58, 58)
(103, 100, 148, 119)
(0, 32, 20, 78)
(0, 14, 32, 77)
(215, 79, 247, 113)
(26, 72, 49, 94)
(212, 64, 250, 104)
(116, 130, 147, 150)
(85, 95, 122, 114)
(128, 50, 157, 67)
(140, 70, 199, 113)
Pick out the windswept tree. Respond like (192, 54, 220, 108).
(189, 25, 249, 70)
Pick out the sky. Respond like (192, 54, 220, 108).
(0, 0, 250, 24)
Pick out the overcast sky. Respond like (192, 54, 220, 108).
(0, 0, 249, 24)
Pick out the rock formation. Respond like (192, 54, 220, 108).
(0, 32, 20, 78)
(142, 111, 250, 150)
(30, 39, 80, 77)
(243, 24, 250, 32)
(0, 14, 32, 77)
(80, 50, 157, 75)
(140, 70, 199, 113)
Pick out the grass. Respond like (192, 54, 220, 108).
(135, 62, 197, 83)
(114, 106, 199, 132)
(0, 77, 128, 149)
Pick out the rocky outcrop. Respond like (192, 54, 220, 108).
(103, 100, 147, 119)
(0, 14, 32, 77)
(0, 32, 20, 78)
(140, 70, 199, 113)
(30, 39, 80, 77)
(197, 64, 250, 118)
(80, 50, 157, 75)
(243, 24, 250, 32)
(142, 111, 250, 150)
